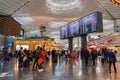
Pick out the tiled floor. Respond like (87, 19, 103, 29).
(0, 57, 120, 80)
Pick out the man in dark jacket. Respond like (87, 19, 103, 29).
(102, 47, 108, 62)
(83, 48, 89, 66)
(108, 49, 117, 73)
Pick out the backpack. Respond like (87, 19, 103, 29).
(35, 49, 41, 58)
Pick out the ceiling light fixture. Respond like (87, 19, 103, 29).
(111, 0, 120, 6)
(46, 0, 83, 14)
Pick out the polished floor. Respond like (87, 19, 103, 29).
(0, 57, 120, 80)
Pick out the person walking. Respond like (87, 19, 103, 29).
(32, 46, 42, 70)
(91, 48, 97, 66)
(83, 48, 89, 66)
(108, 49, 117, 73)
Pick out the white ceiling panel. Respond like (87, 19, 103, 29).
(0, 0, 31, 15)
(96, 0, 120, 19)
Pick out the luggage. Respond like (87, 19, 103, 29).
(4, 56, 9, 61)
(38, 64, 43, 69)
(53, 57, 57, 63)
(46, 54, 49, 61)
(18, 57, 23, 67)
(101, 58, 105, 64)
(23, 59, 30, 67)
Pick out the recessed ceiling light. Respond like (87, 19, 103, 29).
(14, 17, 33, 25)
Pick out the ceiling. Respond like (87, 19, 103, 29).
(0, 0, 120, 46)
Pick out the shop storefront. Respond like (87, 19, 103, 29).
(14, 39, 60, 51)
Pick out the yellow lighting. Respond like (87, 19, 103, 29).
(112, 0, 120, 6)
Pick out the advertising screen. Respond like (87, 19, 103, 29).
(60, 25, 68, 39)
(68, 20, 80, 37)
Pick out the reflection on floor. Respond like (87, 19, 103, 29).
(0, 57, 120, 80)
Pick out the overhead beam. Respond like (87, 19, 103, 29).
(94, 0, 115, 20)
(0, 16, 22, 36)
(0, 14, 11, 17)
(11, 0, 32, 16)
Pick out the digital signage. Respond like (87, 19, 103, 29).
(68, 20, 80, 37)
(79, 12, 103, 35)
(60, 12, 103, 39)
(60, 25, 69, 39)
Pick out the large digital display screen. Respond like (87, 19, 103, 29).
(60, 25, 68, 39)
(68, 20, 80, 37)
(60, 12, 103, 39)
(79, 12, 103, 35)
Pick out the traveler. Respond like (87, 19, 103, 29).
(108, 49, 117, 73)
(83, 48, 90, 66)
(32, 46, 42, 70)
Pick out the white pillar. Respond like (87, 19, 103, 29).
(114, 19, 120, 32)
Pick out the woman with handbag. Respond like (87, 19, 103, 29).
(108, 49, 117, 73)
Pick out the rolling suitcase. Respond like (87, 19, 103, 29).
(101, 58, 105, 64)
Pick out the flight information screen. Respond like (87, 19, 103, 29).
(60, 25, 69, 39)
(68, 20, 80, 37)
(60, 12, 103, 39)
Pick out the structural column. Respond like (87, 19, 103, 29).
(81, 34, 87, 49)
(77, 37, 80, 47)
(114, 19, 120, 32)
(68, 38, 73, 52)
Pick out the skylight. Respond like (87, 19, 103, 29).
(14, 17, 33, 26)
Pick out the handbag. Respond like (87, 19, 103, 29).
(109, 58, 115, 63)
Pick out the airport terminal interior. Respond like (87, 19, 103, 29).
(0, 0, 120, 80)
